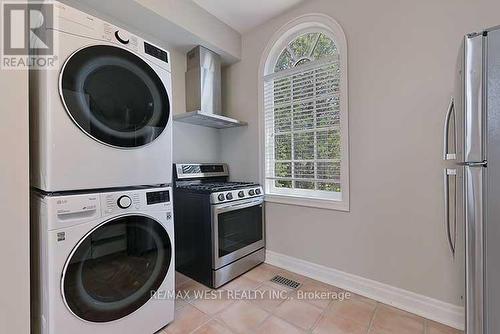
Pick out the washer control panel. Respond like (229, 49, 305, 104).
(117, 195, 132, 209)
(100, 187, 172, 216)
(146, 190, 170, 205)
(45, 187, 172, 231)
(54, 195, 99, 216)
(102, 192, 140, 214)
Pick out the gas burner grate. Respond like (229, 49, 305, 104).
(270, 275, 301, 289)
(177, 181, 258, 192)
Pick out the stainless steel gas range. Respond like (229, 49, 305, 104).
(173, 163, 265, 288)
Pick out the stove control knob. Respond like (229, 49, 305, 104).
(218, 194, 225, 201)
(226, 193, 233, 200)
(255, 188, 261, 195)
(249, 189, 255, 196)
(238, 191, 245, 198)
(117, 195, 132, 209)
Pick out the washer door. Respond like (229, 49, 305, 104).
(60, 45, 170, 148)
(62, 215, 171, 323)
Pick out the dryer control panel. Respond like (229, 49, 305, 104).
(51, 2, 171, 72)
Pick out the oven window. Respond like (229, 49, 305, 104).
(62, 215, 171, 322)
(218, 204, 263, 257)
(60, 45, 170, 148)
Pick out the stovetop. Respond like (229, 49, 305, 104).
(176, 181, 258, 193)
(175, 181, 263, 204)
(174, 163, 263, 204)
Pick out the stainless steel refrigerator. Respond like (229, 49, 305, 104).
(444, 26, 500, 334)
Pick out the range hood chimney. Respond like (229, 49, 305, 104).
(174, 46, 247, 129)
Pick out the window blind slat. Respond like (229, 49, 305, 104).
(265, 59, 342, 193)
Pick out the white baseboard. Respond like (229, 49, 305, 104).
(265, 250, 464, 330)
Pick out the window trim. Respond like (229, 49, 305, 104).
(258, 14, 349, 212)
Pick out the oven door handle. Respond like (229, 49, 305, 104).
(213, 198, 264, 214)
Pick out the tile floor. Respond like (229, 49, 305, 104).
(159, 264, 462, 334)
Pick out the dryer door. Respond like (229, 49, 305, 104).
(60, 45, 170, 148)
(62, 215, 172, 323)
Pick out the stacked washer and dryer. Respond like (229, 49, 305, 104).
(30, 3, 175, 334)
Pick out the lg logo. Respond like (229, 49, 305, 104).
(2, 1, 56, 69)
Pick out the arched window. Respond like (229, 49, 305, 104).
(261, 15, 349, 211)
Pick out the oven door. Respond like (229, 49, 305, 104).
(212, 198, 265, 269)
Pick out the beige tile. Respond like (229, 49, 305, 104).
(177, 277, 208, 291)
(371, 305, 425, 334)
(367, 328, 391, 334)
(276, 269, 309, 285)
(326, 298, 376, 327)
(426, 320, 463, 334)
(255, 316, 306, 334)
(305, 278, 343, 292)
(250, 282, 290, 312)
(313, 313, 369, 334)
(243, 264, 282, 283)
(348, 292, 378, 307)
(174, 298, 188, 311)
(175, 271, 191, 289)
(217, 301, 269, 333)
(163, 304, 209, 334)
(220, 275, 261, 291)
(190, 290, 236, 315)
(192, 319, 234, 334)
(167, 265, 439, 334)
(297, 279, 342, 309)
(177, 279, 211, 303)
(274, 298, 323, 330)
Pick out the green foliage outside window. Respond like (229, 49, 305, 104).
(271, 32, 341, 192)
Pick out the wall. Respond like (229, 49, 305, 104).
(135, 0, 241, 61)
(221, 0, 500, 307)
(0, 70, 30, 332)
(173, 123, 221, 163)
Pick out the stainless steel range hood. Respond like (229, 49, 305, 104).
(174, 46, 247, 129)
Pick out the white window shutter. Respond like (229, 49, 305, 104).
(264, 56, 342, 196)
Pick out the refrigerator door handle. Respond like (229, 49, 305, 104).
(464, 34, 485, 162)
(443, 97, 456, 160)
(444, 168, 457, 256)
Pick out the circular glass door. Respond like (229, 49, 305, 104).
(62, 215, 171, 323)
(60, 45, 170, 148)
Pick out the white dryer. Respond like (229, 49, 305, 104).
(30, 2, 173, 192)
(31, 186, 175, 334)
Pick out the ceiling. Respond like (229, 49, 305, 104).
(192, 0, 305, 34)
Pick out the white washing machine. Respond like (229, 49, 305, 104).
(31, 186, 175, 334)
(30, 2, 173, 192)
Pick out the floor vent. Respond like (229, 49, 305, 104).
(270, 275, 301, 289)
